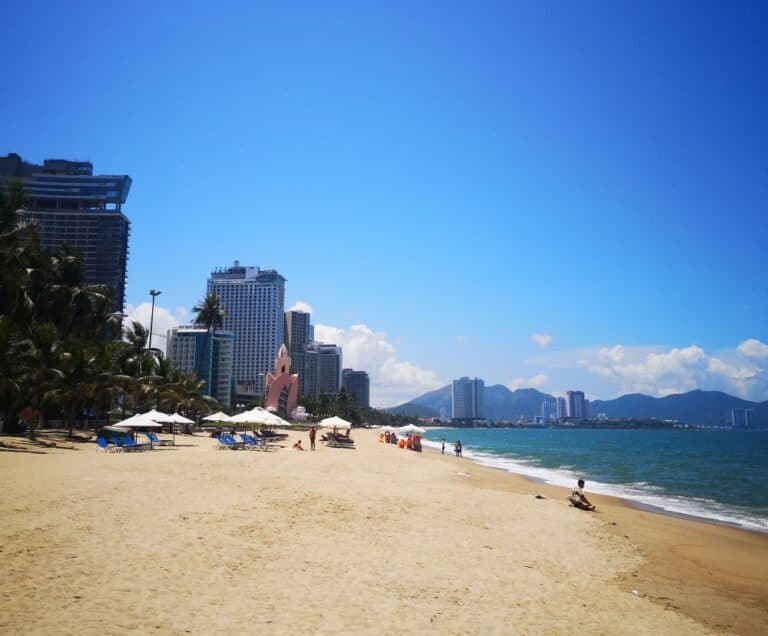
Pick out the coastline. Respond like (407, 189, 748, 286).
(0, 428, 765, 634)
(420, 435, 768, 633)
(420, 434, 768, 534)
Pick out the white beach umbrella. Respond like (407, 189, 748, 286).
(319, 415, 352, 430)
(112, 412, 163, 429)
(203, 411, 231, 423)
(381, 425, 397, 433)
(397, 424, 426, 435)
(144, 408, 175, 423)
(169, 412, 194, 424)
(230, 408, 272, 425)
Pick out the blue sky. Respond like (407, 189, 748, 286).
(3, 1, 767, 405)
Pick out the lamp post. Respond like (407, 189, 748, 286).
(148, 289, 162, 350)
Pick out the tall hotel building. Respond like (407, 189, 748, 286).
(566, 390, 587, 419)
(207, 261, 285, 395)
(0, 153, 131, 311)
(284, 309, 312, 394)
(451, 377, 485, 419)
(166, 327, 234, 406)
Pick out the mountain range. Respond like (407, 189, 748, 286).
(387, 385, 768, 428)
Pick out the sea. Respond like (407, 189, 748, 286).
(421, 428, 768, 533)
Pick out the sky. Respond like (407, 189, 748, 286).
(3, 1, 767, 406)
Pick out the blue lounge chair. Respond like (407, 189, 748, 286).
(223, 434, 245, 449)
(239, 433, 262, 450)
(96, 437, 122, 452)
(148, 431, 172, 446)
(115, 434, 142, 451)
(216, 435, 238, 450)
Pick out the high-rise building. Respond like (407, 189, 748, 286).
(451, 377, 485, 419)
(1, 153, 132, 311)
(166, 327, 234, 406)
(313, 343, 342, 394)
(556, 397, 567, 420)
(284, 309, 312, 394)
(342, 369, 370, 408)
(566, 390, 586, 419)
(207, 261, 285, 395)
(541, 400, 556, 422)
(731, 408, 753, 428)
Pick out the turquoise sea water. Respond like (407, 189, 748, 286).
(422, 428, 768, 533)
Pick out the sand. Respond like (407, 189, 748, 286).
(1, 429, 766, 635)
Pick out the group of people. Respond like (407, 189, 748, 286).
(294, 425, 318, 451)
(440, 438, 462, 457)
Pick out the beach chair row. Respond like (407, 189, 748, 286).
(96, 432, 171, 452)
(216, 432, 280, 451)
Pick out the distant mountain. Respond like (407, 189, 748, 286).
(387, 384, 554, 421)
(388, 386, 768, 428)
(591, 390, 768, 427)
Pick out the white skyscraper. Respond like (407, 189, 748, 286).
(556, 397, 567, 420)
(207, 261, 285, 395)
(451, 377, 485, 419)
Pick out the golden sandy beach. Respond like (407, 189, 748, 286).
(1, 429, 766, 635)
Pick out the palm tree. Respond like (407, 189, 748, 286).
(192, 292, 225, 395)
(16, 323, 67, 439)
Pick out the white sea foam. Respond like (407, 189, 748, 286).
(422, 439, 768, 533)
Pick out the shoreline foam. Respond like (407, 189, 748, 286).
(420, 437, 768, 533)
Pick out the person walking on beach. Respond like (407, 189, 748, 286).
(569, 479, 596, 511)
(441, 438, 445, 454)
(454, 440, 462, 457)
(309, 425, 317, 451)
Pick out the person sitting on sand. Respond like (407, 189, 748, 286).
(569, 479, 596, 511)
(293, 439, 306, 451)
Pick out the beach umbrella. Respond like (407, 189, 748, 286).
(319, 415, 352, 430)
(144, 408, 175, 423)
(397, 424, 426, 435)
(203, 411, 231, 423)
(230, 407, 273, 426)
(169, 413, 194, 424)
(112, 413, 163, 429)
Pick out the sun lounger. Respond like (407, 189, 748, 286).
(96, 437, 122, 452)
(216, 435, 237, 450)
(239, 433, 263, 450)
(113, 434, 143, 451)
(326, 433, 355, 449)
(146, 432, 173, 447)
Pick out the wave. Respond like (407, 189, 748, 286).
(421, 439, 768, 533)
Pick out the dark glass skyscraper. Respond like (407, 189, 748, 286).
(0, 153, 132, 311)
(342, 369, 370, 408)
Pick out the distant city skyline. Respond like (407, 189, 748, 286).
(4, 3, 766, 406)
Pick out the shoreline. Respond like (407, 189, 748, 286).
(1, 428, 766, 634)
(419, 436, 768, 535)
(416, 432, 768, 634)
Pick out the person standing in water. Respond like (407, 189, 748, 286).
(441, 438, 446, 454)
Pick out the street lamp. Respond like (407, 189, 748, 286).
(148, 289, 162, 350)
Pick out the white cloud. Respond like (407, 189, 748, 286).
(738, 339, 768, 359)
(288, 300, 313, 314)
(123, 303, 190, 352)
(314, 323, 442, 407)
(455, 335, 468, 344)
(507, 373, 549, 391)
(573, 343, 767, 401)
(531, 334, 553, 347)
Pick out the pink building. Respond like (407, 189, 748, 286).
(265, 344, 299, 418)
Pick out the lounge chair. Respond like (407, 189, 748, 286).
(96, 437, 122, 452)
(216, 435, 236, 450)
(146, 432, 172, 447)
(239, 433, 263, 450)
(327, 433, 355, 449)
(114, 434, 143, 451)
